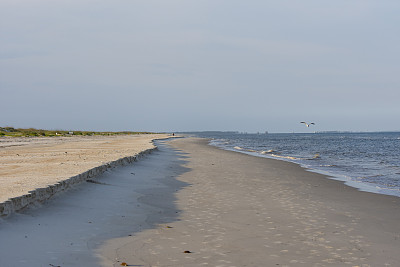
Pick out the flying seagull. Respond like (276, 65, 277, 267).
(300, 122, 315, 127)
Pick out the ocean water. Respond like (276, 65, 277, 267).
(187, 131, 400, 198)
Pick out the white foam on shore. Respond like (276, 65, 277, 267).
(209, 140, 400, 198)
(306, 168, 400, 197)
(269, 154, 299, 160)
(260, 149, 275, 154)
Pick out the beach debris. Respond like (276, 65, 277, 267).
(183, 250, 192, 253)
(166, 225, 173, 228)
(120, 262, 128, 266)
(49, 264, 61, 267)
(131, 172, 135, 175)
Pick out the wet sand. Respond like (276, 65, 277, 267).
(0, 138, 188, 267)
(0, 134, 170, 204)
(1, 137, 399, 266)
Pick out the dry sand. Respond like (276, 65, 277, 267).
(0, 134, 170, 203)
(1, 137, 399, 267)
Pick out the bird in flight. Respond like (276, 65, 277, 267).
(300, 122, 315, 127)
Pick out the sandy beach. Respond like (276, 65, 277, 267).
(98, 138, 400, 267)
(1, 137, 400, 266)
(0, 134, 170, 204)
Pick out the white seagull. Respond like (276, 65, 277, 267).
(300, 121, 315, 127)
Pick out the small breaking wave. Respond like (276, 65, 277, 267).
(319, 164, 338, 167)
(234, 146, 258, 153)
(260, 149, 276, 154)
(306, 153, 321, 160)
(270, 154, 299, 160)
(363, 174, 385, 179)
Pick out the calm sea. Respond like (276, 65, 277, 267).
(186, 131, 400, 198)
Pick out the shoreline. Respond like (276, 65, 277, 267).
(1, 137, 399, 266)
(100, 137, 400, 266)
(0, 134, 173, 216)
(208, 138, 400, 198)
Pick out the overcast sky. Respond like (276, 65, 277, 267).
(1, 0, 399, 133)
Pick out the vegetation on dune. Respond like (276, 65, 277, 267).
(0, 127, 154, 138)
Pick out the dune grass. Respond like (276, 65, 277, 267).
(0, 127, 154, 138)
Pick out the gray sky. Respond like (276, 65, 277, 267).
(1, 0, 399, 133)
